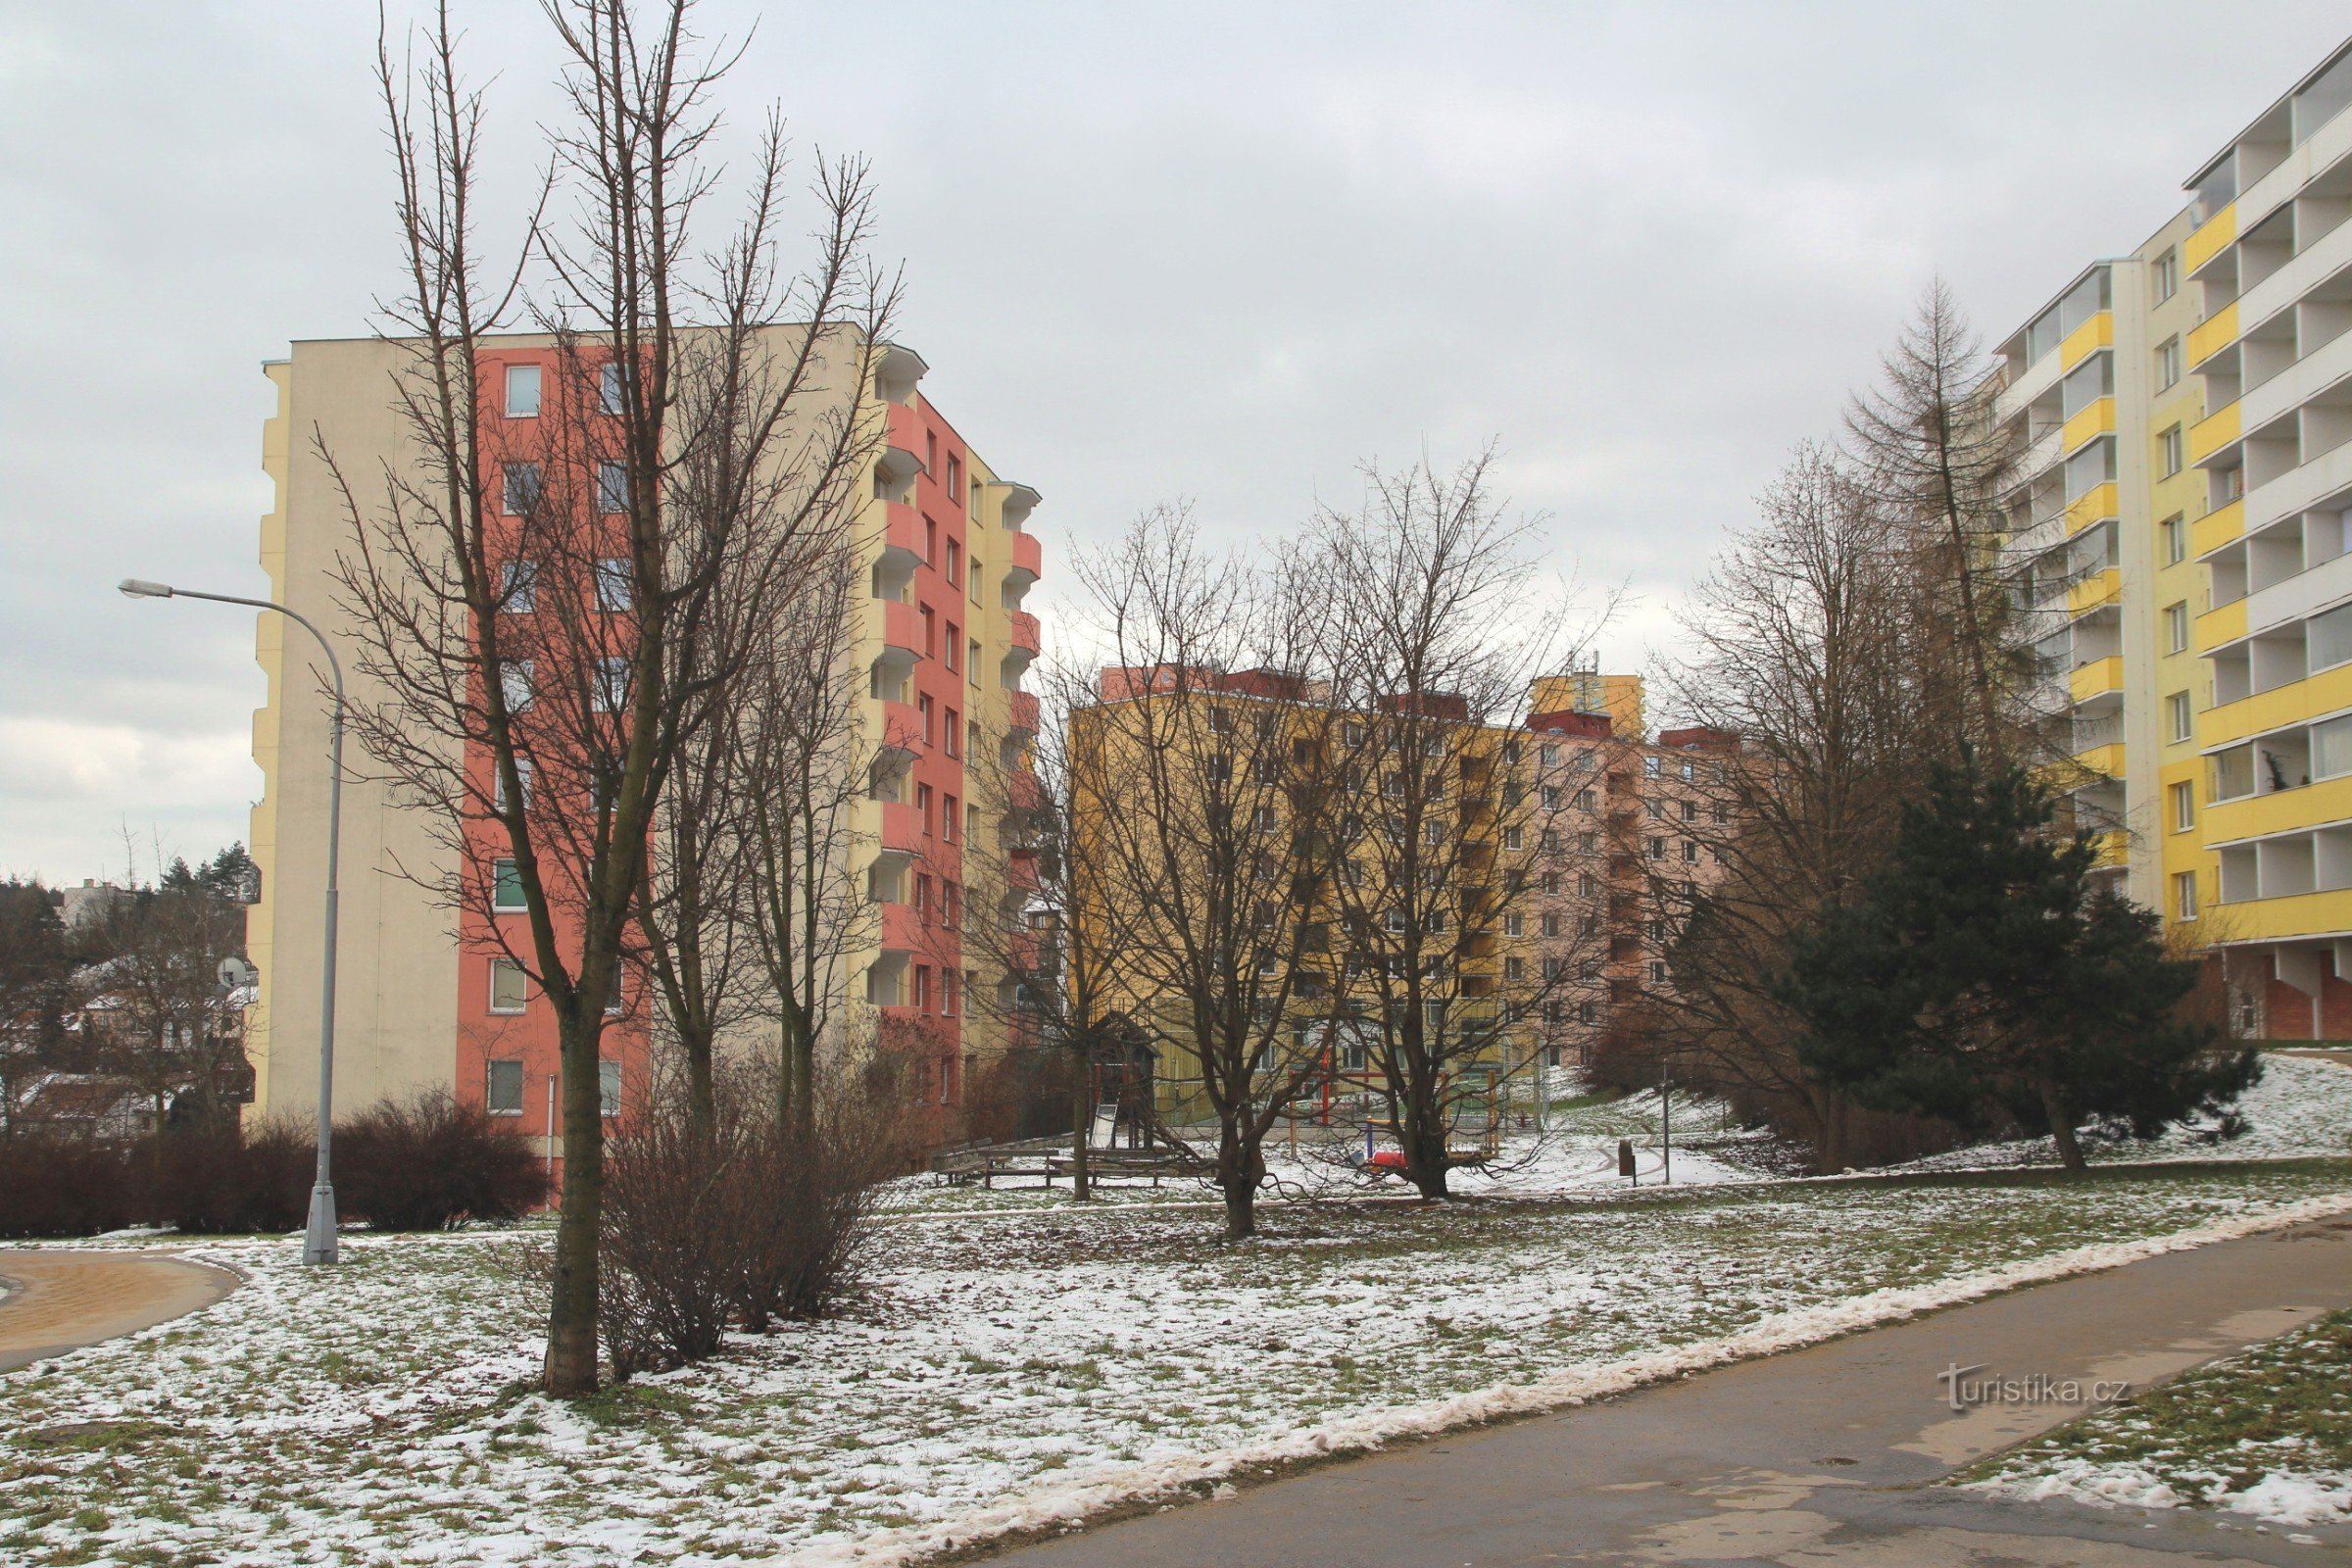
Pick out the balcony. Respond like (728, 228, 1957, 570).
(2063, 481, 2117, 537)
(877, 900, 923, 955)
(1005, 689, 1041, 735)
(2067, 567, 2122, 618)
(2087, 829, 2129, 869)
(2058, 311, 2111, 373)
(2187, 302, 2239, 370)
(2193, 499, 2246, 560)
(2183, 201, 2235, 278)
(872, 698, 922, 761)
(878, 800, 924, 853)
(1008, 527, 1043, 585)
(2073, 742, 2126, 780)
(2188, 401, 2241, 466)
(2195, 598, 2248, 654)
(2060, 396, 2115, 456)
(1007, 610, 1042, 655)
(2069, 656, 2125, 707)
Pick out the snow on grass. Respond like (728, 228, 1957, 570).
(1888, 1053, 2352, 1175)
(1959, 1300, 2352, 1528)
(6, 1166, 2352, 1566)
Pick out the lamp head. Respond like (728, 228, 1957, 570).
(118, 578, 174, 599)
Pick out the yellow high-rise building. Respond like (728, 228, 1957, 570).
(1996, 35, 2352, 1038)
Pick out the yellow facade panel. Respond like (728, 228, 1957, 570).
(2183, 202, 2235, 276)
(2194, 598, 2247, 653)
(2186, 301, 2239, 368)
(2204, 775, 2352, 845)
(2187, 401, 2240, 465)
(2060, 311, 2113, 372)
(2064, 481, 2119, 536)
(2211, 888, 2352, 944)
(2071, 655, 2126, 704)
(2061, 396, 2116, 454)
(2200, 663, 2352, 749)
(2067, 567, 2123, 617)
(2075, 742, 2127, 780)
(2192, 499, 2245, 558)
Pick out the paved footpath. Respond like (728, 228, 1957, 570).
(0, 1250, 239, 1372)
(989, 1214, 2352, 1567)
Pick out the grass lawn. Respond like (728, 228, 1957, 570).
(1959, 1299, 2352, 1527)
(5, 1163, 2352, 1566)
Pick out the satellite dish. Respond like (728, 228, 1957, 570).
(218, 956, 260, 990)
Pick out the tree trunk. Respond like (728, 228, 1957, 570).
(1218, 1127, 1261, 1239)
(1067, 1041, 1092, 1202)
(1403, 1097, 1451, 1200)
(2036, 1077, 2088, 1174)
(684, 1029, 715, 1142)
(544, 1009, 606, 1396)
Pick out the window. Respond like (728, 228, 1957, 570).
(943, 795, 958, 843)
(490, 959, 530, 1013)
(946, 453, 960, 501)
(502, 463, 542, 514)
(1345, 721, 1366, 747)
(924, 517, 938, 564)
(915, 782, 933, 833)
(596, 558, 632, 612)
(2165, 602, 2189, 655)
(599, 361, 625, 415)
(593, 657, 630, 712)
(1643, 756, 1661, 779)
(1649, 960, 1668, 985)
(1207, 756, 1232, 784)
(1503, 824, 1524, 850)
(945, 708, 960, 758)
(2170, 780, 2195, 833)
(1503, 912, 1524, 937)
(2313, 603, 2352, 670)
(2156, 336, 2180, 392)
(1682, 840, 1698, 863)
(946, 625, 960, 673)
(1542, 911, 1561, 937)
(969, 639, 982, 685)
(944, 970, 960, 1017)
(2173, 871, 2198, 921)
(969, 559, 982, 607)
(920, 605, 937, 659)
(599, 1060, 622, 1117)
(504, 364, 542, 417)
(1645, 799, 1663, 819)
(494, 757, 532, 813)
(1504, 956, 1526, 982)
(2315, 713, 2352, 779)
(2161, 514, 2185, 566)
(2160, 424, 2183, 478)
(946, 539, 961, 589)
(2153, 248, 2178, 304)
(2167, 691, 2193, 743)
(596, 461, 628, 514)
(1385, 907, 1407, 934)
(1574, 789, 1593, 810)
(2212, 744, 2255, 802)
(500, 660, 534, 713)
(501, 559, 537, 613)
(1648, 836, 1666, 859)
(492, 858, 525, 910)
(486, 1059, 524, 1115)
(605, 964, 624, 1016)
(918, 694, 935, 744)
(1252, 805, 1279, 834)
(1425, 818, 1446, 846)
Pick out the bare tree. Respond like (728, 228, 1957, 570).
(1310, 452, 1610, 1198)
(961, 650, 1157, 1200)
(332, 1, 895, 1396)
(1845, 279, 2026, 757)
(1066, 509, 1348, 1238)
(1645, 444, 1941, 1171)
(0, 881, 74, 1140)
(737, 539, 880, 1137)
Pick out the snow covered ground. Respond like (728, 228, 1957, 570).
(1962, 1303, 2352, 1531)
(1886, 1052, 2352, 1175)
(6, 1165, 2352, 1566)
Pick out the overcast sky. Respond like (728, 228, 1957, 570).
(2, 2, 2345, 886)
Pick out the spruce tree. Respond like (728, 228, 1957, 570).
(1776, 755, 2259, 1172)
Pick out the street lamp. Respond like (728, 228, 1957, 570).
(121, 577, 344, 1265)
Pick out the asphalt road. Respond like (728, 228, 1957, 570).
(985, 1214, 2352, 1567)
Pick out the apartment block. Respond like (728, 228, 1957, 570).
(243, 332, 1043, 1152)
(1066, 667, 1732, 1121)
(1995, 36, 2352, 1039)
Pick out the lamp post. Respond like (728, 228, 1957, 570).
(121, 578, 344, 1264)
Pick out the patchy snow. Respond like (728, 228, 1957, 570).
(1888, 1053, 2352, 1175)
(1978, 1456, 2352, 1527)
(6, 1168, 2352, 1565)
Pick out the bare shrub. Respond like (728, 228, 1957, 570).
(599, 1067, 907, 1379)
(156, 1118, 314, 1234)
(334, 1092, 551, 1231)
(0, 1138, 138, 1239)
